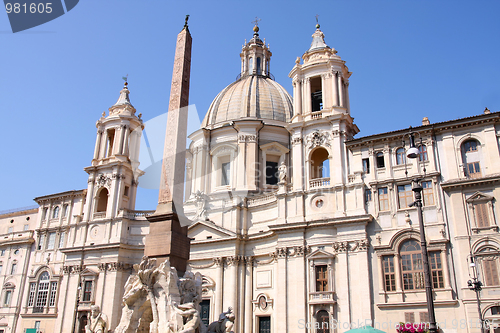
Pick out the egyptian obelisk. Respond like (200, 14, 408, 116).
(145, 16, 192, 273)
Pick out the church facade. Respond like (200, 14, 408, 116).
(0, 24, 499, 333)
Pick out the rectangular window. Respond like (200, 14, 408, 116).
(38, 234, 45, 251)
(0, 265, 3, 274)
(82, 281, 93, 302)
(475, 203, 490, 228)
(47, 232, 56, 250)
(221, 162, 230, 186)
(259, 316, 271, 333)
(0, 250, 4, 256)
(24, 224, 29, 231)
(365, 188, 372, 203)
(315, 265, 328, 292)
(398, 184, 413, 209)
(483, 259, 500, 286)
(422, 181, 434, 206)
(27, 283, 36, 307)
(10, 263, 16, 275)
(405, 312, 415, 323)
(58, 232, 65, 249)
(3, 290, 12, 307)
(466, 161, 481, 179)
(429, 252, 444, 289)
(419, 312, 429, 324)
(382, 256, 396, 291)
(49, 282, 58, 307)
(376, 153, 385, 168)
(265, 161, 278, 185)
(362, 158, 370, 174)
(378, 187, 389, 211)
(7, 227, 13, 234)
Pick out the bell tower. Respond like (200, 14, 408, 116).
(289, 23, 352, 120)
(83, 82, 144, 222)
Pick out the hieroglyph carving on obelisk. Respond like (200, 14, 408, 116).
(157, 17, 192, 214)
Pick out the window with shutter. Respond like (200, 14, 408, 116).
(475, 203, 490, 227)
(483, 260, 500, 286)
(404, 312, 415, 323)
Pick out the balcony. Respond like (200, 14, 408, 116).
(309, 177, 330, 189)
(93, 212, 106, 219)
(309, 291, 335, 304)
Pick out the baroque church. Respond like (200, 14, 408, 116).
(1, 22, 500, 333)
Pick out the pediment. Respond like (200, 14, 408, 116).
(307, 248, 334, 259)
(80, 268, 98, 277)
(466, 191, 494, 203)
(188, 220, 236, 241)
(260, 142, 289, 155)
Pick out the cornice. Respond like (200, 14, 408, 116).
(441, 174, 500, 190)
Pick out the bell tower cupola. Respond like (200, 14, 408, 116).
(240, 22, 272, 78)
(289, 23, 352, 121)
(83, 81, 145, 222)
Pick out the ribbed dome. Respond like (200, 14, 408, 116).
(202, 75, 293, 127)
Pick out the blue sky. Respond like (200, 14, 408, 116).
(1, 0, 500, 211)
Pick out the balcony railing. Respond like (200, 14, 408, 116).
(93, 212, 106, 219)
(309, 177, 330, 189)
(309, 291, 335, 303)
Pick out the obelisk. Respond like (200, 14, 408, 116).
(146, 16, 192, 273)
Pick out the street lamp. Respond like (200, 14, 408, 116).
(468, 255, 485, 333)
(405, 129, 438, 333)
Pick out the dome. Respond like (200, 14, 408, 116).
(202, 75, 293, 127)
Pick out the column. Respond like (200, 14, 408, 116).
(99, 130, 108, 159)
(113, 126, 122, 155)
(246, 136, 258, 191)
(394, 254, 403, 301)
(117, 125, 126, 155)
(337, 73, 344, 108)
(305, 78, 311, 114)
(321, 74, 327, 110)
(332, 71, 339, 107)
(336, 247, 351, 326)
(276, 248, 288, 333)
(215, 258, 223, 318)
(356, 246, 373, 322)
(344, 81, 350, 113)
(122, 126, 130, 156)
(244, 257, 254, 333)
(378, 255, 385, 294)
(225, 256, 239, 332)
(236, 135, 246, 190)
(93, 130, 103, 160)
(442, 250, 451, 289)
(292, 134, 304, 192)
(238, 257, 245, 332)
(293, 79, 303, 116)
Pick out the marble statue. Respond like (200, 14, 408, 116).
(114, 256, 205, 333)
(207, 307, 235, 333)
(278, 161, 287, 184)
(85, 305, 108, 333)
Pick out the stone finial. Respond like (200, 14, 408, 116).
(422, 117, 430, 125)
(484, 107, 491, 114)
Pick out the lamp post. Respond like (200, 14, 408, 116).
(406, 129, 438, 333)
(72, 285, 82, 333)
(468, 256, 485, 333)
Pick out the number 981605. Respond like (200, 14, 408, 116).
(5, 3, 53, 14)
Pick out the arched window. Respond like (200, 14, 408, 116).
(28, 271, 58, 313)
(63, 204, 68, 217)
(419, 145, 428, 161)
(315, 310, 330, 333)
(96, 188, 109, 213)
(42, 208, 48, 220)
(311, 148, 330, 179)
(52, 206, 59, 219)
(400, 240, 424, 290)
(462, 139, 481, 179)
(256, 57, 262, 75)
(396, 148, 406, 165)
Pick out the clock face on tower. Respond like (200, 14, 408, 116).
(259, 295, 267, 310)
